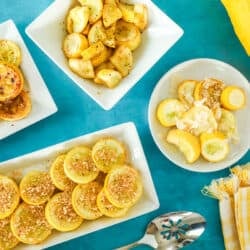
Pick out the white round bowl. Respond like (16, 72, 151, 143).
(148, 58, 250, 172)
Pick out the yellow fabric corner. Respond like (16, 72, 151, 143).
(221, 0, 250, 56)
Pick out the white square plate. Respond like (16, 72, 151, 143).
(25, 0, 183, 110)
(0, 19, 57, 139)
(0, 122, 159, 249)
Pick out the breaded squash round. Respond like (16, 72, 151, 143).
(97, 189, 128, 218)
(64, 146, 99, 184)
(0, 217, 19, 249)
(45, 192, 83, 232)
(20, 171, 55, 205)
(104, 165, 143, 208)
(0, 90, 31, 121)
(72, 181, 103, 220)
(0, 39, 21, 66)
(0, 175, 20, 219)
(92, 138, 126, 173)
(0, 62, 24, 102)
(49, 154, 76, 191)
(11, 203, 51, 244)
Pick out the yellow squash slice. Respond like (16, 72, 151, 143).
(115, 20, 141, 51)
(103, 24, 116, 48)
(0, 175, 20, 219)
(72, 182, 103, 220)
(133, 4, 148, 32)
(167, 129, 201, 163)
(78, 0, 103, 24)
(156, 98, 186, 127)
(95, 69, 122, 88)
(63, 33, 88, 58)
(64, 146, 99, 184)
(110, 45, 133, 77)
(103, 3, 122, 28)
(49, 154, 76, 191)
(66, 6, 90, 33)
(81, 41, 105, 61)
(177, 80, 198, 106)
(91, 46, 111, 67)
(92, 138, 126, 173)
(200, 132, 229, 162)
(45, 192, 83, 232)
(104, 165, 143, 208)
(0, 217, 19, 249)
(194, 78, 225, 110)
(20, 171, 55, 205)
(68, 58, 95, 79)
(118, 2, 135, 23)
(11, 203, 51, 244)
(220, 86, 246, 110)
(0, 62, 24, 102)
(0, 90, 31, 121)
(0, 40, 21, 66)
(88, 20, 107, 45)
(218, 109, 238, 141)
(97, 189, 128, 218)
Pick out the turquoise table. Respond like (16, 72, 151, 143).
(0, 0, 249, 249)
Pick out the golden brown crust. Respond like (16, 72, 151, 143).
(0, 62, 24, 102)
(0, 90, 31, 121)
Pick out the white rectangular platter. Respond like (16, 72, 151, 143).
(0, 122, 159, 249)
(26, 0, 183, 110)
(0, 19, 57, 139)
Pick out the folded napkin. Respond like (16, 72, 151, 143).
(202, 175, 240, 250)
(221, 0, 250, 56)
(203, 163, 250, 250)
(234, 187, 250, 250)
(231, 164, 250, 250)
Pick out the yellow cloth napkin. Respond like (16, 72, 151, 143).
(219, 198, 241, 250)
(202, 176, 241, 250)
(221, 0, 250, 56)
(234, 187, 250, 250)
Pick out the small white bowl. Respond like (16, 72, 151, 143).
(148, 58, 250, 173)
(25, 0, 183, 110)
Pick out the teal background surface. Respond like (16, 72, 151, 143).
(0, 0, 250, 249)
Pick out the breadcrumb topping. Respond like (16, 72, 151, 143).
(0, 179, 18, 213)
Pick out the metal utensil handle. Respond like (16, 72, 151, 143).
(116, 234, 158, 250)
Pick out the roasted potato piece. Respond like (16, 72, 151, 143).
(81, 41, 105, 61)
(103, 4, 122, 28)
(110, 45, 133, 77)
(63, 33, 88, 58)
(118, 2, 135, 23)
(66, 6, 90, 33)
(68, 59, 95, 79)
(95, 69, 122, 88)
(103, 23, 116, 48)
(88, 20, 106, 45)
(91, 46, 112, 67)
(115, 20, 141, 51)
(78, 0, 103, 24)
(134, 4, 148, 31)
